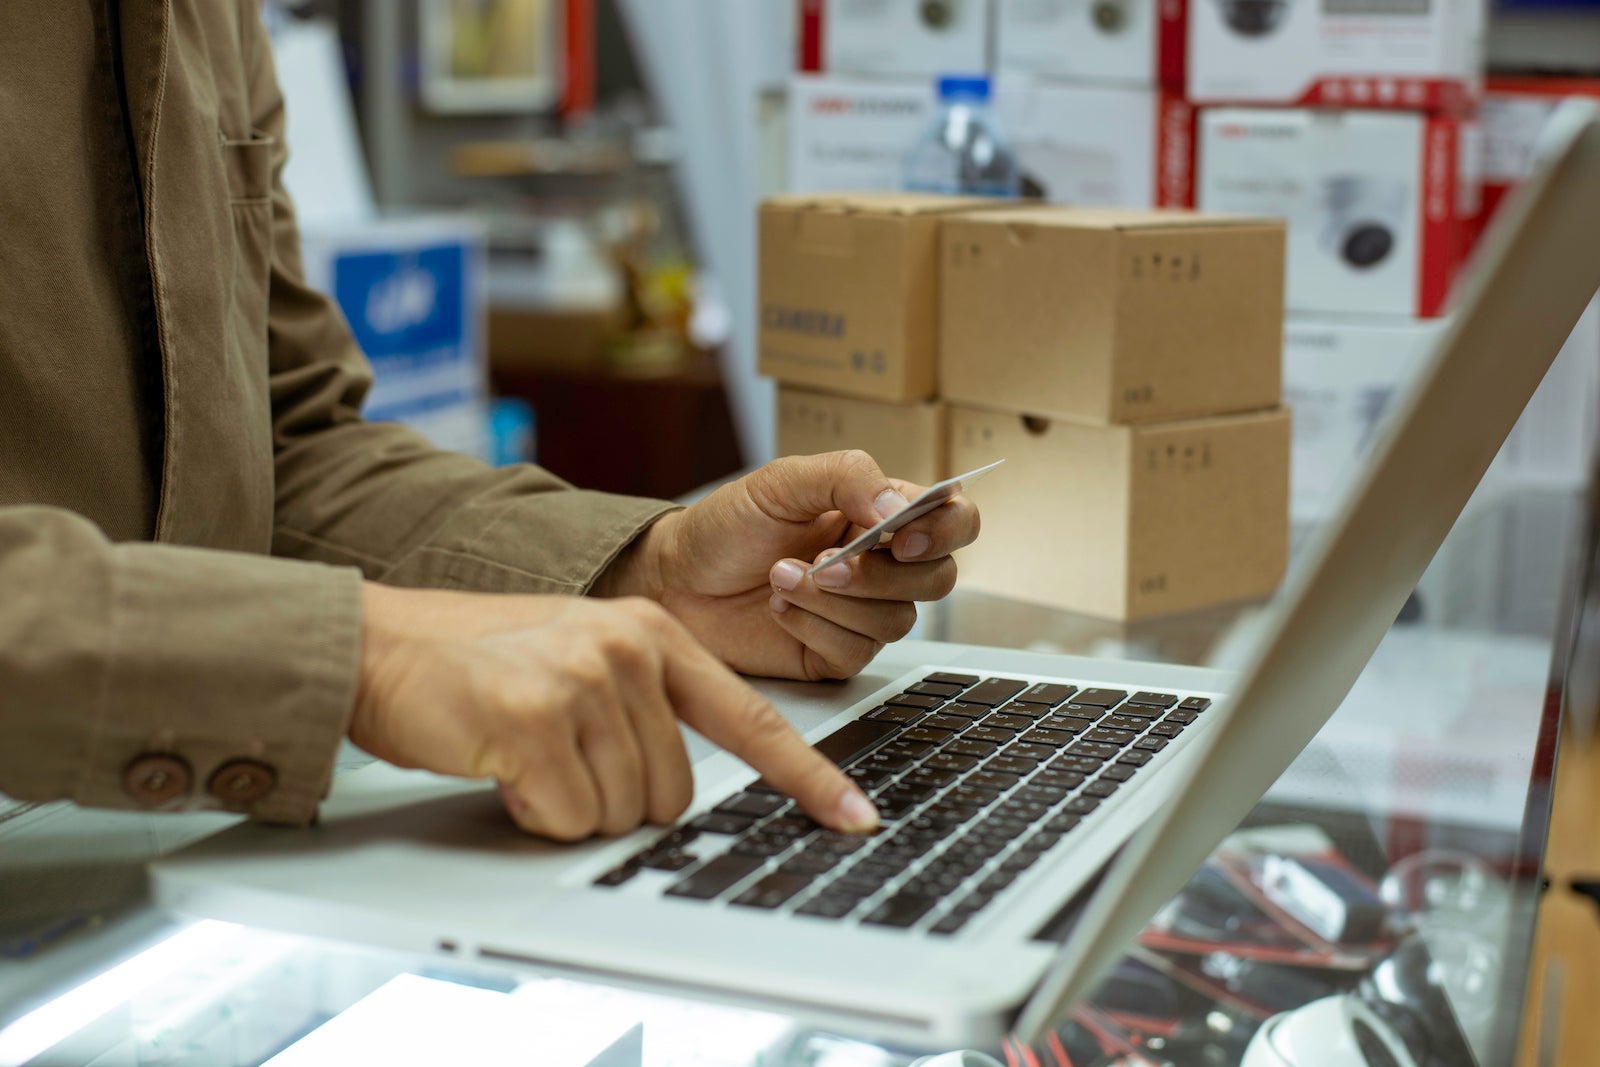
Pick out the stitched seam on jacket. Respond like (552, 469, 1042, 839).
(274, 527, 393, 572)
(144, 2, 178, 538)
(77, 553, 125, 800)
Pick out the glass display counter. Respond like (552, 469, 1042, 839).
(1, 477, 1591, 1067)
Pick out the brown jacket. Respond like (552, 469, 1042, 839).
(0, 1, 672, 823)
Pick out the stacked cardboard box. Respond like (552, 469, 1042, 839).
(938, 205, 1291, 620)
(761, 193, 1292, 621)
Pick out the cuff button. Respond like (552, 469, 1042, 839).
(208, 759, 278, 809)
(122, 754, 193, 806)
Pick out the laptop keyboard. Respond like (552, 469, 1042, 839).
(592, 673, 1211, 935)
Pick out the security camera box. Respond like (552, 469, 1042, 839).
(798, 0, 992, 79)
(759, 193, 1008, 402)
(995, 77, 1197, 208)
(947, 404, 1290, 619)
(1197, 108, 1478, 318)
(299, 215, 488, 460)
(1478, 77, 1600, 240)
(786, 76, 937, 193)
(995, 0, 1187, 89)
(776, 386, 948, 486)
(1282, 316, 1443, 523)
(1187, 0, 1485, 109)
(940, 206, 1284, 423)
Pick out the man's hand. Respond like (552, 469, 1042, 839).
(597, 451, 981, 682)
(354, 584, 879, 840)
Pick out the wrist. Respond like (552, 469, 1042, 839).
(592, 511, 679, 602)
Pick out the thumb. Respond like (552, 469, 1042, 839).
(751, 450, 912, 532)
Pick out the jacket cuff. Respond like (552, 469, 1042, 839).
(378, 490, 681, 596)
(74, 545, 363, 825)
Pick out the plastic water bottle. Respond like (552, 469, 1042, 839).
(903, 75, 1023, 198)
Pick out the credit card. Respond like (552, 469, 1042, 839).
(805, 459, 1005, 577)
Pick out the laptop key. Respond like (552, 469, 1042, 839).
(982, 712, 1035, 732)
(948, 785, 1003, 808)
(964, 726, 1018, 745)
(1018, 831, 1061, 854)
(880, 739, 935, 760)
(981, 871, 1018, 892)
(1056, 703, 1106, 722)
(594, 865, 639, 887)
(640, 850, 699, 872)
(1067, 741, 1118, 761)
(945, 738, 999, 759)
(781, 852, 840, 875)
(1165, 708, 1199, 725)
(1003, 743, 1058, 763)
(1111, 704, 1162, 721)
(1020, 728, 1076, 747)
(732, 836, 792, 858)
(1117, 750, 1154, 767)
(906, 766, 963, 789)
(999, 852, 1038, 874)
(1101, 764, 1137, 782)
(925, 672, 980, 687)
(1103, 714, 1154, 733)
(868, 705, 925, 726)
(968, 770, 1022, 791)
(921, 714, 973, 733)
(1178, 696, 1213, 712)
(1085, 727, 1135, 746)
(863, 893, 940, 928)
(665, 854, 765, 900)
(910, 681, 968, 700)
(1127, 691, 1177, 708)
(1033, 769, 1086, 790)
(930, 913, 970, 936)
(900, 727, 956, 745)
(887, 693, 946, 710)
(1061, 796, 1101, 815)
(987, 756, 1040, 776)
(732, 872, 814, 909)
(1052, 754, 1104, 774)
(765, 815, 820, 838)
(941, 702, 992, 720)
(924, 752, 980, 773)
(1045, 813, 1082, 833)
(1149, 721, 1184, 738)
(1083, 779, 1119, 799)
(796, 894, 863, 920)
(996, 702, 1050, 720)
(716, 793, 786, 819)
(846, 766, 894, 790)
(959, 677, 1030, 707)
(1074, 688, 1129, 708)
(1014, 683, 1077, 707)
(690, 813, 755, 835)
(1134, 737, 1169, 753)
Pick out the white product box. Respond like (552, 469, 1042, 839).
(996, 77, 1196, 207)
(798, 0, 991, 78)
(1198, 108, 1476, 318)
(1284, 303, 1600, 524)
(995, 0, 1188, 89)
(300, 216, 489, 460)
(1187, 0, 1485, 109)
(1479, 77, 1600, 237)
(786, 76, 936, 192)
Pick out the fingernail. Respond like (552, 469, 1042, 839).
(898, 531, 931, 559)
(814, 561, 851, 589)
(768, 592, 790, 614)
(836, 786, 880, 833)
(771, 559, 805, 592)
(875, 489, 910, 520)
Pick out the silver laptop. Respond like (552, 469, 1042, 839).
(152, 102, 1600, 1051)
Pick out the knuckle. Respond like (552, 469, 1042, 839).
(889, 603, 918, 641)
(931, 559, 958, 600)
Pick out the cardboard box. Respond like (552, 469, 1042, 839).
(1197, 108, 1478, 318)
(940, 206, 1283, 422)
(786, 76, 937, 193)
(995, 0, 1187, 90)
(1187, 0, 1485, 109)
(1478, 77, 1600, 239)
(299, 215, 488, 460)
(776, 386, 947, 486)
(798, 0, 991, 79)
(947, 404, 1290, 619)
(759, 193, 1002, 402)
(996, 77, 1196, 208)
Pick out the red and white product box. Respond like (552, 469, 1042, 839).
(785, 76, 936, 192)
(1478, 77, 1600, 238)
(995, 0, 1187, 90)
(1187, 0, 1485, 110)
(1198, 108, 1478, 318)
(996, 77, 1196, 207)
(797, 0, 991, 79)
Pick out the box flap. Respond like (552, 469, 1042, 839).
(943, 205, 1281, 231)
(762, 192, 1007, 217)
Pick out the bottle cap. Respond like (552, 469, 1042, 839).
(936, 75, 991, 102)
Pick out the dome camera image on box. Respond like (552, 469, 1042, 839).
(1214, 0, 1291, 37)
(1321, 176, 1409, 270)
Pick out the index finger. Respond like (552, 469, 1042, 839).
(659, 625, 879, 834)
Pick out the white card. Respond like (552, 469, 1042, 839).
(805, 459, 1006, 577)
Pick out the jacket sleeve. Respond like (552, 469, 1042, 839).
(0, 506, 363, 824)
(249, 16, 676, 594)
